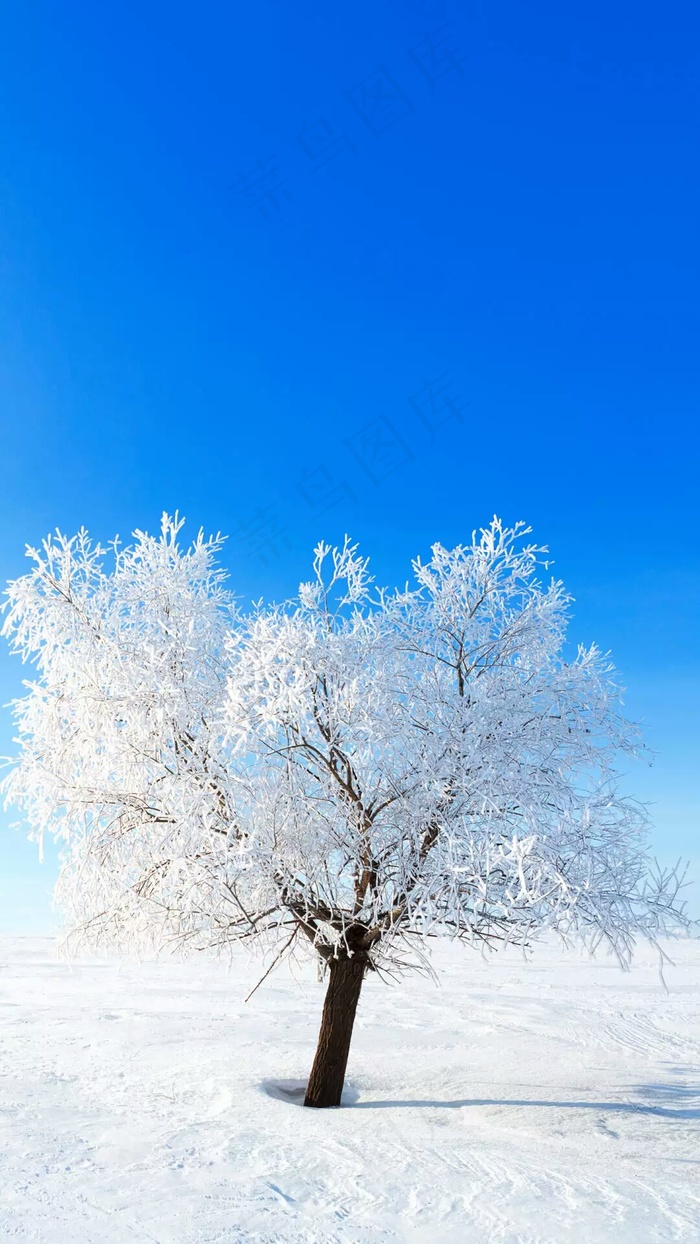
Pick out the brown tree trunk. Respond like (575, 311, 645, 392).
(304, 952, 366, 1108)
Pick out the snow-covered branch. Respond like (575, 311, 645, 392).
(2, 515, 690, 971)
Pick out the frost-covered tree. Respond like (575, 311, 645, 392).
(2, 516, 688, 1108)
(0, 515, 238, 945)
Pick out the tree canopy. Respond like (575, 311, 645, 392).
(2, 514, 688, 1105)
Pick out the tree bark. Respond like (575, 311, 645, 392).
(304, 951, 366, 1108)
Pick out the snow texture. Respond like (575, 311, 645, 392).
(1, 935, 698, 1243)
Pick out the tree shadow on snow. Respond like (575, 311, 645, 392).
(259, 1078, 699, 1118)
(350, 1085, 700, 1119)
(261, 1078, 360, 1106)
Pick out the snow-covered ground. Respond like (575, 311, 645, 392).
(1, 935, 698, 1243)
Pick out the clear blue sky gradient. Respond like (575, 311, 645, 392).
(1, 0, 698, 931)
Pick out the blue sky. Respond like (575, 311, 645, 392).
(1, 0, 698, 931)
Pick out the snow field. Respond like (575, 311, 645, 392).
(1, 935, 699, 1243)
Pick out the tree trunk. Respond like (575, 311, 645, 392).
(304, 952, 366, 1108)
